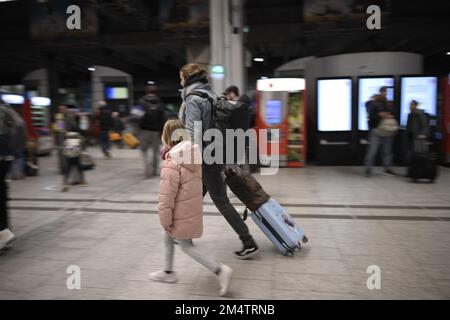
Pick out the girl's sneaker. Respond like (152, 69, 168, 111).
(0, 228, 15, 250)
(148, 270, 178, 283)
(217, 264, 233, 296)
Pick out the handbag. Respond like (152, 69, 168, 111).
(375, 118, 399, 137)
(109, 132, 121, 142)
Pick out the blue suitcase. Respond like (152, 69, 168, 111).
(251, 198, 308, 256)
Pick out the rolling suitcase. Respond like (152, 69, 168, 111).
(252, 198, 308, 256)
(123, 132, 139, 149)
(409, 139, 438, 183)
(225, 165, 308, 256)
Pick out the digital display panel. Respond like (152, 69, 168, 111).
(317, 78, 352, 132)
(400, 76, 437, 127)
(105, 87, 129, 100)
(358, 77, 394, 131)
(265, 100, 283, 125)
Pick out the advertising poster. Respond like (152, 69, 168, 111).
(287, 92, 305, 166)
(303, 0, 390, 31)
(318, 79, 352, 132)
(159, 0, 209, 35)
(400, 77, 438, 127)
(358, 77, 394, 131)
(30, 0, 97, 42)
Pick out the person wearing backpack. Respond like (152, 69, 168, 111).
(138, 85, 166, 177)
(0, 102, 27, 250)
(62, 131, 87, 192)
(178, 63, 260, 260)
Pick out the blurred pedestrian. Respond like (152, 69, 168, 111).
(96, 101, 113, 158)
(364, 86, 397, 177)
(138, 85, 165, 177)
(61, 131, 87, 192)
(148, 119, 233, 296)
(224, 85, 252, 171)
(223, 85, 240, 102)
(78, 112, 90, 140)
(0, 103, 27, 250)
(178, 63, 259, 259)
(54, 105, 77, 173)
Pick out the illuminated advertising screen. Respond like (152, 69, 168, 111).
(400, 76, 437, 127)
(317, 78, 352, 131)
(105, 87, 129, 100)
(265, 100, 283, 125)
(358, 77, 394, 131)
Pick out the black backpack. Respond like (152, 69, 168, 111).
(139, 97, 164, 131)
(187, 91, 249, 132)
(187, 91, 250, 164)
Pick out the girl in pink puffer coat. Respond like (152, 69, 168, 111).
(148, 119, 233, 296)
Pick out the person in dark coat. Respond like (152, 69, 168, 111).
(405, 100, 430, 167)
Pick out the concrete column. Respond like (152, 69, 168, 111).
(47, 66, 60, 117)
(229, 0, 244, 92)
(91, 75, 104, 110)
(209, 0, 226, 94)
(209, 0, 245, 94)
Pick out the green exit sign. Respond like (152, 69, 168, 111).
(211, 65, 225, 74)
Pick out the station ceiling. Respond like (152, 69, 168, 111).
(0, 0, 449, 95)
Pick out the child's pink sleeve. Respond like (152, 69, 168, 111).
(158, 166, 180, 228)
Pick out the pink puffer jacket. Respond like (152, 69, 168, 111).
(158, 141, 203, 239)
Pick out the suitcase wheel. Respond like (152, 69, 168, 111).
(285, 250, 294, 257)
(302, 235, 309, 244)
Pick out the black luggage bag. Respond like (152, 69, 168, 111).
(224, 165, 270, 217)
(409, 139, 438, 183)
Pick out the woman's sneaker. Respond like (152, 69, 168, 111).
(217, 264, 233, 296)
(148, 270, 178, 283)
(233, 245, 260, 260)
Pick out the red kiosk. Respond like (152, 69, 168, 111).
(442, 76, 450, 165)
(255, 78, 307, 168)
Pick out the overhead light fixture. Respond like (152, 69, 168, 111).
(253, 58, 264, 62)
(446, 52, 450, 55)
(88, 67, 96, 72)
(147, 81, 155, 85)
(1, 94, 24, 105)
(31, 97, 51, 106)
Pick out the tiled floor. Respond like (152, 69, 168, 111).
(1, 147, 450, 299)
